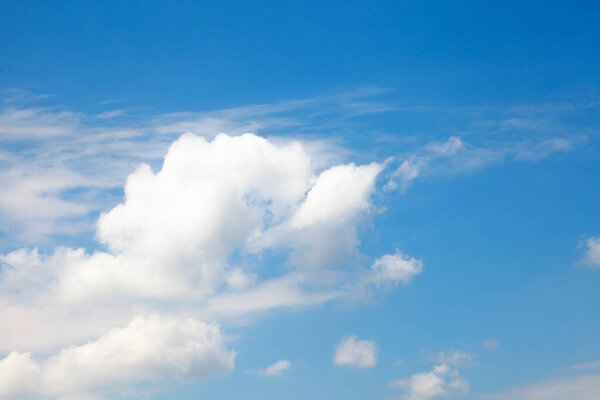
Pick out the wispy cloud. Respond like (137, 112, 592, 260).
(249, 360, 292, 377)
(580, 236, 600, 267)
(0, 88, 592, 247)
(486, 373, 600, 400)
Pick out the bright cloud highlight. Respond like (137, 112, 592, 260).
(0, 132, 407, 398)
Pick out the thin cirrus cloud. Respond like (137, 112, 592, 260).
(485, 374, 600, 400)
(251, 360, 292, 377)
(334, 335, 378, 368)
(485, 360, 600, 399)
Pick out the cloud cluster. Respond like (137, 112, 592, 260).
(334, 335, 378, 368)
(1, 89, 587, 399)
(0, 315, 235, 400)
(0, 132, 402, 398)
(390, 350, 471, 400)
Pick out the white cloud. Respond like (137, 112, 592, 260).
(0, 168, 93, 241)
(0, 90, 584, 244)
(334, 335, 377, 368)
(204, 273, 341, 322)
(0, 351, 41, 399)
(0, 106, 78, 138)
(567, 360, 600, 371)
(487, 374, 600, 400)
(254, 161, 384, 269)
(385, 135, 580, 193)
(425, 136, 463, 156)
(582, 236, 600, 267)
(0, 132, 394, 397)
(368, 251, 423, 288)
(385, 137, 462, 192)
(514, 137, 573, 161)
(0, 315, 235, 400)
(386, 156, 426, 192)
(95, 109, 126, 119)
(0, 89, 591, 399)
(290, 162, 382, 228)
(390, 364, 469, 400)
(429, 349, 474, 367)
(253, 360, 292, 377)
(391, 352, 471, 400)
(0, 132, 389, 350)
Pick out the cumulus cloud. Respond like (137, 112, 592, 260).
(1, 133, 383, 310)
(0, 132, 396, 397)
(252, 360, 292, 377)
(391, 351, 471, 400)
(0, 89, 590, 399)
(368, 251, 423, 288)
(334, 335, 378, 368)
(0, 315, 235, 400)
(0, 88, 391, 242)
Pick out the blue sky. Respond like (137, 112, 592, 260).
(0, 1, 599, 399)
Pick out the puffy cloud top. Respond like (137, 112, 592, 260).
(0, 315, 235, 399)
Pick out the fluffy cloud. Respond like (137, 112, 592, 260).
(0, 132, 398, 397)
(334, 335, 378, 368)
(391, 351, 471, 400)
(253, 360, 292, 377)
(0, 133, 385, 310)
(0, 315, 235, 400)
(368, 251, 423, 288)
(581, 236, 600, 266)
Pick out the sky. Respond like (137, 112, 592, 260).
(0, 1, 600, 399)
